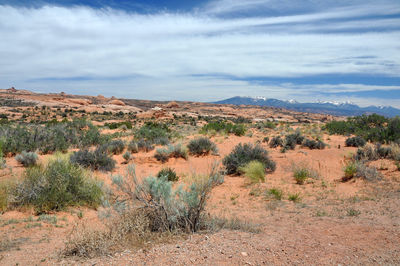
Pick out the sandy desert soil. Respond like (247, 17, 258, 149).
(0, 89, 399, 265)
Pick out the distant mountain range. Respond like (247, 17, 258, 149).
(213, 96, 400, 117)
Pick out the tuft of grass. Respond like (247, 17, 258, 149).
(288, 193, 301, 202)
(239, 160, 266, 183)
(347, 208, 361, 217)
(156, 167, 179, 182)
(266, 188, 283, 200)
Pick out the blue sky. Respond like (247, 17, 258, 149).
(0, 0, 399, 107)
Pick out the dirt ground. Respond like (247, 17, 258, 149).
(1, 133, 399, 265)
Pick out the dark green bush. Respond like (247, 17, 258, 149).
(135, 122, 171, 142)
(187, 137, 218, 156)
(345, 136, 366, 147)
(302, 139, 326, 150)
(200, 122, 246, 136)
(70, 146, 116, 171)
(283, 132, 304, 150)
(269, 136, 283, 148)
(325, 114, 400, 143)
(104, 121, 132, 130)
(127, 140, 139, 153)
(106, 140, 125, 155)
(13, 158, 103, 213)
(137, 139, 154, 152)
(223, 143, 276, 175)
(262, 137, 269, 143)
(157, 167, 179, 182)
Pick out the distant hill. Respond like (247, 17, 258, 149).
(213, 96, 400, 117)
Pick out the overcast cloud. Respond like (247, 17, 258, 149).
(0, 0, 399, 106)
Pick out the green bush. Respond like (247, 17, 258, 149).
(13, 157, 103, 213)
(0, 180, 14, 213)
(104, 121, 132, 130)
(343, 162, 358, 181)
(262, 137, 269, 143)
(70, 146, 116, 171)
(157, 167, 179, 182)
(345, 136, 366, 147)
(200, 122, 246, 136)
(15, 151, 39, 167)
(223, 143, 276, 175)
(293, 168, 309, 185)
(187, 137, 218, 156)
(239, 160, 266, 183)
(135, 122, 171, 143)
(325, 114, 400, 143)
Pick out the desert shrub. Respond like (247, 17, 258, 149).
(223, 143, 276, 175)
(12, 157, 103, 213)
(127, 140, 139, 153)
(70, 146, 116, 171)
(375, 143, 391, 159)
(112, 164, 224, 233)
(345, 136, 366, 147)
(343, 162, 358, 181)
(15, 151, 38, 167)
(104, 121, 132, 130)
(354, 144, 378, 161)
(269, 136, 283, 148)
(302, 139, 326, 150)
(256, 121, 276, 130)
(390, 143, 400, 161)
(395, 161, 400, 171)
(106, 140, 125, 155)
(283, 132, 304, 150)
(0, 119, 104, 155)
(0, 180, 15, 213)
(157, 167, 179, 182)
(342, 161, 381, 182)
(200, 122, 246, 136)
(122, 151, 132, 162)
(137, 139, 154, 152)
(135, 122, 171, 143)
(187, 137, 218, 156)
(239, 160, 265, 183)
(154, 144, 188, 163)
(293, 168, 309, 185)
(0, 139, 6, 169)
(262, 137, 269, 143)
(325, 114, 400, 143)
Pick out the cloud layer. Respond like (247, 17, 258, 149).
(0, 0, 399, 106)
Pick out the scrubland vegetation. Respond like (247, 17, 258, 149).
(0, 105, 399, 264)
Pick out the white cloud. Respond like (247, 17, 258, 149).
(0, 2, 399, 106)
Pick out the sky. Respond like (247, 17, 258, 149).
(0, 0, 399, 107)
